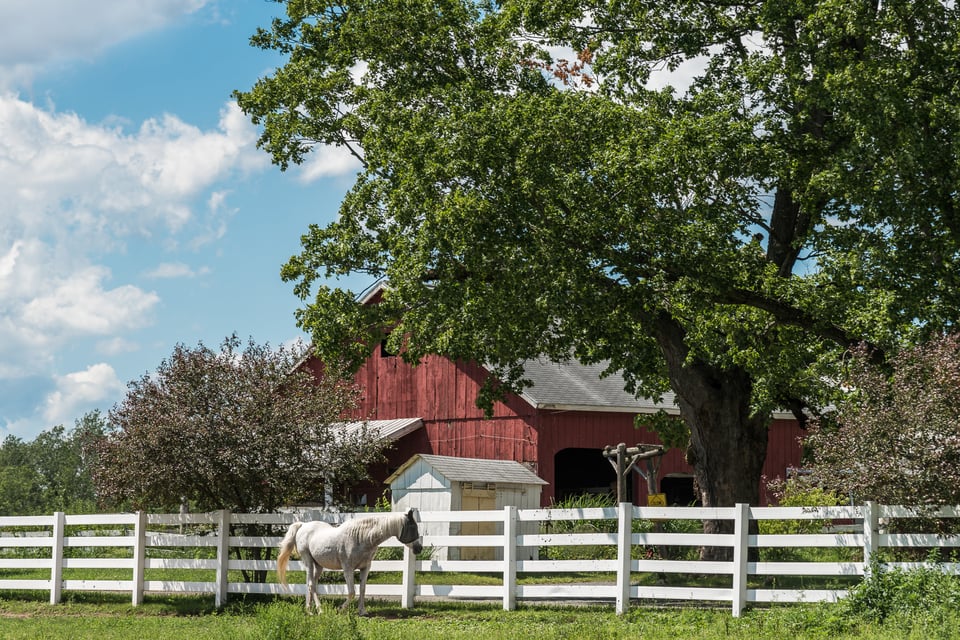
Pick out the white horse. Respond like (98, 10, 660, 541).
(276, 508, 423, 615)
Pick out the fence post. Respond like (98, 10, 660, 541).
(503, 505, 518, 611)
(731, 503, 750, 617)
(50, 511, 65, 605)
(132, 510, 147, 605)
(616, 502, 632, 615)
(215, 509, 231, 609)
(863, 501, 879, 571)
(401, 533, 417, 609)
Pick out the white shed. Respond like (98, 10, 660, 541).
(386, 454, 548, 561)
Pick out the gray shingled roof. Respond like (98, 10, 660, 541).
(510, 359, 679, 414)
(396, 453, 548, 486)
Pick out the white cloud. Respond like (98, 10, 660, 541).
(0, 0, 211, 88)
(97, 337, 141, 357)
(0, 241, 156, 357)
(42, 363, 125, 425)
(0, 96, 265, 245)
(298, 144, 363, 182)
(22, 266, 159, 335)
(0, 95, 265, 388)
(132, 104, 265, 200)
(647, 54, 712, 94)
(144, 262, 210, 279)
(0, 1, 283, 440)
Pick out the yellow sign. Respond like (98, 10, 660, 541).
(647, 493, 667, 507)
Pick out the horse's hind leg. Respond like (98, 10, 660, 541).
(302, 552, 315, 613)
(304, 558, 313, 612)
(312, 562, 324, 613)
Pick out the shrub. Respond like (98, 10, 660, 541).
(760, 477, 854, 564)
(843, 559, 960, 624)
(539, 494, 701, 561)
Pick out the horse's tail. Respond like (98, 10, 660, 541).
(276, 521, 303, 587)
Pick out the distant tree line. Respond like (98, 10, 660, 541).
(0, 411, 107, 515)
(0, 336, 386, 517)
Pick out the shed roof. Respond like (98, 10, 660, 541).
(386, 454, 548, 486)
(337, 417, 424, 442)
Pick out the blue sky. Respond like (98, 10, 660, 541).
(0, 1, 370, 440)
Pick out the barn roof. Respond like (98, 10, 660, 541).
(510, 359, 679, 415)
(386, 453, 548, 486)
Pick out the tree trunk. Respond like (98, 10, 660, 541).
(654, 314, 769, 561)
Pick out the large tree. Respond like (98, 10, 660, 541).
(95, 335, 384, 513)
(235, 0, 960, 534)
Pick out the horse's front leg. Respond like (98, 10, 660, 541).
(357, 564, 371, 616)
(341, 566, 356, 612)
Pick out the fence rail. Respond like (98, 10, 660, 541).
(1, 503, 959, 616)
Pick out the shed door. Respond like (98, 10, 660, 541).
(461, 486, 496, 561)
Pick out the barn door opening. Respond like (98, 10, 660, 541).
(553, 448, 624, 503)
(661, 474, 698, 506)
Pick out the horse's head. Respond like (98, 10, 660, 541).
(398, 507, 423, 554)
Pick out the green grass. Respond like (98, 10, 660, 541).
(1, 591, 958, 640)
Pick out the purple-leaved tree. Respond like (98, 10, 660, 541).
(809, 334, 960, 507)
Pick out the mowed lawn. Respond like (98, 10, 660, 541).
(0, 591, 954, 640)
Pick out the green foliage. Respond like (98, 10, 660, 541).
(759, 478, 855, 565)
(843, 560, 960, 630)
(641, 411, 690, 452)
(762, 478, 846, 536)
(540, 493, 619, 561)
(95, 335, 386, 513)
(0, 411, 107, 515)
(540, 493, 700, 561)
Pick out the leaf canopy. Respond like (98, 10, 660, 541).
(237, 0, 960, 450)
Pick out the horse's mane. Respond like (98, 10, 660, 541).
(340, 513, 403, 545)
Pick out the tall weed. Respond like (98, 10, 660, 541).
(232, 600, 363, 640)
(540, 493, 618, 561)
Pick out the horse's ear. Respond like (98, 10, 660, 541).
(407, 507, 420, 522)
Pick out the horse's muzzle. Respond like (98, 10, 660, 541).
(411, 539, 423, 555)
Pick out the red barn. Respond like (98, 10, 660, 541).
(307, 288, 805, 507)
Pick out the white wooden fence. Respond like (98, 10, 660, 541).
(2, 503, 959, 617)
